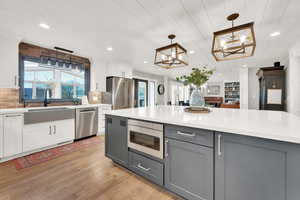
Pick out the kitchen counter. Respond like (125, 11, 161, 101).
(107, 105, 300, 145)
(0, 104, 111, 114)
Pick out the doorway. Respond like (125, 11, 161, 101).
(134, 79, 148, 107)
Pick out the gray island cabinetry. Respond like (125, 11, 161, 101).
(105, 106, 300, 200)
(215, 132, 300, 200)
(105, 115, 128, 167)
(164, 125, 214, 200)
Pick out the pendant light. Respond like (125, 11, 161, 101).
(154, 34, 188, 69)
(211, 13, 256, 61)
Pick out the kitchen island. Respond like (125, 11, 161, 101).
(105, 106, 300, 200)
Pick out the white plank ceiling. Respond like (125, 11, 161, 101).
(0, 0, 299, 78)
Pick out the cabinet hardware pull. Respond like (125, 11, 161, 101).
(218, 134, 222, 156)
(165, 140, 169, 158)
(176, 131, 196, 137)
(5, 114, 22, 117)
(137, 163, 150, 171)
(53, 125, 56, 134)
(49, 126, 52, 135)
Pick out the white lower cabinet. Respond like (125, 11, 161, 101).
(0, 115, 3, 158)
(23, 119, 75, 152)
(98, 105, 111, 134)
(53, 119, 75, 144)
(23, 121, 55, 152)
(3, 114, 23, 157)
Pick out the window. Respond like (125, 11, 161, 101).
(20, 58, 90, 102)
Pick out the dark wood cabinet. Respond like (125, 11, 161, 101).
(257, 66, 286, 111)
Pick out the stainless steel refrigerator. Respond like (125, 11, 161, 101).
(106, 76, 134, 110)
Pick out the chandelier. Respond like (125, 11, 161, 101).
(154, 34, 188, 69)
(211, 13, 256, 61)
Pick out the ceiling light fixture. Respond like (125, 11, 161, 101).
(270, 31, 280, 37)
(154, 34, 188, 69)
(39, 23, 50, 29)
(106, 47, 113, 51)
(143, 61, 148, 64)
(211, 13, 256, 61)
(189, 50, 195, 54)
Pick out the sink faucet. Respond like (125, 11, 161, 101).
(44, 88, 52, 107)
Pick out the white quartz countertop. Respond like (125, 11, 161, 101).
(107, 106, 300, 145)
(0, 104, 111, 114)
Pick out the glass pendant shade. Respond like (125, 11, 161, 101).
(154, 35, 188, 69)
(212, 13, 256, 61)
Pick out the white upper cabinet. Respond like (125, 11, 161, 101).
(0, 35, 19, 88)
(0, 116, 3, 158)
(3, 114, 23, 157)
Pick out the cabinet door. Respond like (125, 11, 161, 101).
(105, 115, 128, 167)
(23, 122, 54, 152)
(53, 119, 75, 144)
(3, 114, 23, 157)
(215, 132, 288, 200)
(0, 35, 19, 88)
(0, 116, 3, 158)
(165, 138, 213, 200)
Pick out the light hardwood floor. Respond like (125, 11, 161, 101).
(0, 136, 179, 200)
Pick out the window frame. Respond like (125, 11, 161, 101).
(19, 55, 90, 103)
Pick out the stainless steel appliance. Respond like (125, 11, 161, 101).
(75, 107, 98, 140)
(128, 119, 164, 159)
(106, 76, 134, 110)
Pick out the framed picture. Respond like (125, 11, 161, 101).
(207, 84, 221, 96)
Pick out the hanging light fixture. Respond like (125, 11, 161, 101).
(154, 34, 188, 69)
(211, 13, 256, 61)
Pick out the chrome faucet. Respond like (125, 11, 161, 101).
(44, 88, 52, 107)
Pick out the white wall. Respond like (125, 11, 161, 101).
(248, 68, 260, 110)
(239, 68, 249, 109)
(287, 43, 300, 116)
(0, 33, 108, 93)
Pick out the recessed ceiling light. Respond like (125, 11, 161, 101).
(143, 61, 148, 64)
(106, 47, 113, 51)
(242, 64, 247, 68)
(39, 23, 50, 29)
(189, 50, 195, 54)
(270, 31, 280, 37)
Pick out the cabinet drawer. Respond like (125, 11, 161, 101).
(129, 151, 163, 186)
(165, 125, 213, 147)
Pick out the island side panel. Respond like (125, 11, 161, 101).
(105, 115, 128, 167)
(215, 132, 300, 200)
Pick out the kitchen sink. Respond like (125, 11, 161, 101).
(28, 107, 69, 112)
(24, 107, 75, 125)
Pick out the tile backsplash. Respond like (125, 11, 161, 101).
(0, 88, 22, 109)
(0, 88, 75, 109)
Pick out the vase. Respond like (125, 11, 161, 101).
(190, 88, 205, 107)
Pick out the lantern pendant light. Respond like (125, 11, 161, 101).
(154, 34, 188, 69)
(211, 13, 256, 61)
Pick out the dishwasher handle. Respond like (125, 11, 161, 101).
(80, 110, 96, 114)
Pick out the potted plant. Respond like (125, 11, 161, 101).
(176, 67, 213, 107)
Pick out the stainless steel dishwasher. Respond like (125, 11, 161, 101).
(75, 107, 98, 140)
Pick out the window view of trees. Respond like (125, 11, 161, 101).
(23, 60, 85, 100)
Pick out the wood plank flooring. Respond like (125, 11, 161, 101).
(0, 136, 179, 200)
